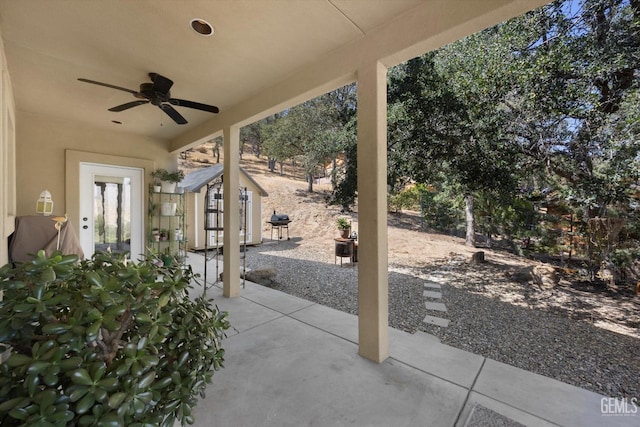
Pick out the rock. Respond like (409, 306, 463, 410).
(219, 268, 277, 287)
(509, 266, 535, 284)
(533, 265, 557, 288)
(245, 268, 278, 287)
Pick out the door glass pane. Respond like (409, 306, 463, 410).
(94, 175, 131, 255)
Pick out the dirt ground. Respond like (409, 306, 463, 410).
(181, 151, 640, 339)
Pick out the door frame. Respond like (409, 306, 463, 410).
(79, 162, 143, 259)
(65, 150, 154, 258)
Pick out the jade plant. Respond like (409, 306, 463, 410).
(0, 250, 229, 426)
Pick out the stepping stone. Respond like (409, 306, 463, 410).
(423, 281, 441, 289)
(423, 315, 450, 327)
(424, 301, 447, 312)
(423, 290, 442, 299)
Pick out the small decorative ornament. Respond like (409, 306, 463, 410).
(36, 190, 54, 216)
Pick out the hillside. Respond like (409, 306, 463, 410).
(180, 150, 639, 338)
(183, 151, 484, 266)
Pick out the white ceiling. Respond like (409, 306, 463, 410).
(0, 0, 547, 144)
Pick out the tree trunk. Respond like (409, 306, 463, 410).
(331, 157, 337, 190)
(307, 173, 314, 192)
(465, 193, 476, 247)
(584, 205, 595, 280)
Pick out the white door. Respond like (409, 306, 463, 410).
(79, 163, 143, 260)
(241, 191, 253, 244)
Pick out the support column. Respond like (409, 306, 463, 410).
(356, 61, 388, 363)
(223, 126, 241, 297)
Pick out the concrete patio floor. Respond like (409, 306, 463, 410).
(185, 255, 636, 427)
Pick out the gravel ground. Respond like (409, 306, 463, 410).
(242, 240, 639, 400)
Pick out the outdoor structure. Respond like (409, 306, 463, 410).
(182, 164, 268, 248)
(0, 0, 550, 363)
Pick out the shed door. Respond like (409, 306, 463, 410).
(206, 190, 252, 246)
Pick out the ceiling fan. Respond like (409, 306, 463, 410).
(78, 72, 219, 125)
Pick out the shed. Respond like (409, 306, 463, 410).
(182, 164, 268, 248)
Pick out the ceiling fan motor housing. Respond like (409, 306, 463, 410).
(137, 82, 170, 103)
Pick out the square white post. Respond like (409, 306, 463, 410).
(223, 126, 241, 297)
(357, 61, 389, 362)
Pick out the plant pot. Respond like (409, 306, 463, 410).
(153, 185, 162, 193)
(161, 255, 173, 267)
(161, 202, 177, 216)
(339, 228, 351, 239)
(161, 181, 177, 193)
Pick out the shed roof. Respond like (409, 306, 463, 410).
(181, 164, 268, 196)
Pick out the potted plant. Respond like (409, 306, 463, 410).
(160, 200, 177, 216)
(162, 170, 185, 194)
(150, 169, 164, 192)
(336, 217, 351, 239)
(151, 168, 185, 193)
(0, 249, 229, 426)
(161, 247, 174, 267)
(159, 229, 168, 241)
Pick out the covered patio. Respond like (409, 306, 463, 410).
(0, 0, 552, 363)
(4, 1, 628, 425)
(186, 255, 626, 427)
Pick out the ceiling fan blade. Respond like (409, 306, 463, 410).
(169, 98, 219, 113)
(159, 104, 187, 125)
(78, 78, 139, 95)
(150, 73, 173, 95)
(108, 100, 149, 112)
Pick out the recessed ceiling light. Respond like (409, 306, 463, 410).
(190, 19, 214, 36)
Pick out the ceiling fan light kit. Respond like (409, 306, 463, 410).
(78, 72, 219, 125)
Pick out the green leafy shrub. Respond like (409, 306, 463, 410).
(420, 188, 465, 233)
(150, 169, 185, 183)
(0, 250, 229, 426)
(387, 184, 424, 213)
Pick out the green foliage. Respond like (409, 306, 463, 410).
(386, 0, 640, 257)
(0, 250, 229, 426)
(151, 169, 185, 183)
(420, 185, 465, 233)
(336, 217, 351, 230)
(261, 85, 356, 191)
(326, 116, 358, 211)
(387, 184, 429, 213)
(610, 246, 640, 269)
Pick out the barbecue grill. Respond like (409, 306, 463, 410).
(268, 211, 291, 240)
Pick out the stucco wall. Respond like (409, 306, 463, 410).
(16, 111, 173, 219)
